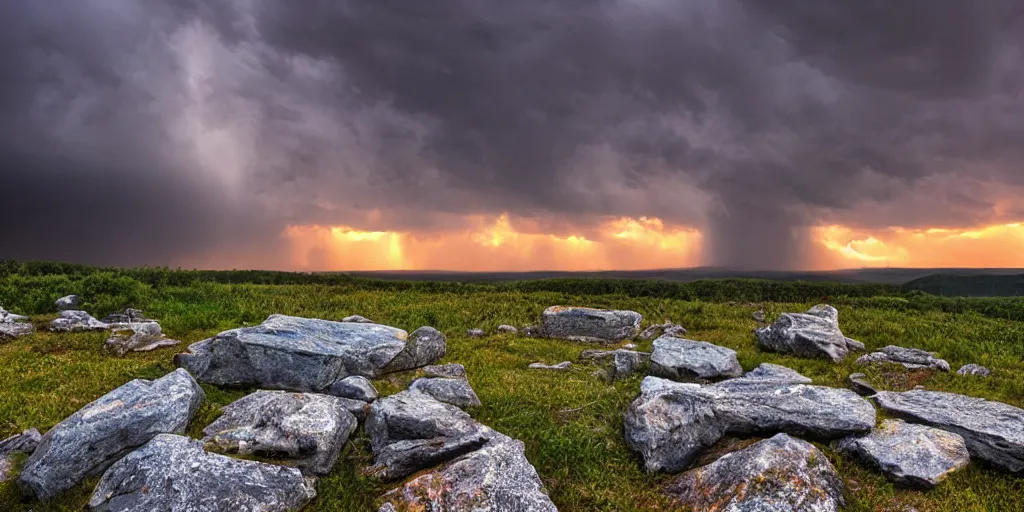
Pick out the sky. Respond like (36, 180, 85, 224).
(1, 0, 1023, 271)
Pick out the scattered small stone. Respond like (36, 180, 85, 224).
(342, 314, 375, 323)
(848, 372, 879, 396)
(957, 364, 991, 377)
(381, 326, 447, 373)
(856, 346, 950, 372)
(467, 328, 485, 338)
(328, 375, 379, 402)
(665, 433, 845, 512)
(0, 306, 34, 340)
(838, 419, 970, 489)
(409, 377, 482, 408)
(623, 343, 637, 349)
(0, 428, 41, 483)
(54, 295, 81, 311)
(755, 304, 865, 362)
(649, 336, 742, 381)
(752, 310, 766, 323)
(497, 324, 518, 334)
(48, 310, 109, 332)
(541, 306, 642, 343)
(528, 361, 572, 370)
(423, 363, 467, 379)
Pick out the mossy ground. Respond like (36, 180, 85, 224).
(1, 283, 1023, 511)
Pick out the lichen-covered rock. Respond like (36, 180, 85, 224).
(625, 375, 875, 473)
(378, 436, 558, 512)
(54, 295, 81, 311)
(956, 364, 991, 377)
(838, 419, 969, 489)
(343, 314, 375, 323)
(424, 363, 467, 379)
(19, 369, 205, 499)
(467, 328, 485, 338)
(528, 361, 572, 370)
(665, 433, 845, 512)
(88, 434, 315, 512)
(327, 375, 379, 402)
(409, 377, 482, 408)
(541, 306, 641, 343)
(0, 306, 34, 340)
(202, 390, 357, 475)
(381, 326, 446, 373)
(497, 324, 518, 333)
(649, 337, 742, 381)
(874, 389, 1024, 473)
(174, 314, 410, 392)
(848, 372, 879, 396)
(856, 345, 950, 372)
(104, 322, 179, 355)
(0, 428, 41, 483)
(755, 304, 864, 362)
(48, 310, 109, 332)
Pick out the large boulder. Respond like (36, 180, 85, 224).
(54, 295, 81, 311)
(174, 314, 417, 392)
(664, 433, 845, 512)
(19, 369, 205, 499)
(0, 428, 41, 483)
(625, 372, 875, 473)
(541, 306, 641, 343)
(649, 337, 742, 381)
(0, 306, 34, 340)
(838, 419, 970, 489)
(88, 434, 315, 512)
(874, 389, 1024, 473)
(48, 310, 109, 332)
(381, 326, 447, 373)
(202, 390, 358, 475)
(856, 345, 950, 372)
(408, 377, 482, 408)
(755, 304, 864, 362)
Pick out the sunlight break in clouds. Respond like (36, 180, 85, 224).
(816, 223, 1024, 269)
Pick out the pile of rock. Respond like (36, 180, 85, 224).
(0, 305, 34, 340)
(755, 304, 865, 361)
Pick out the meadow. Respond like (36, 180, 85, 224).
(1, 265, 1023, 511)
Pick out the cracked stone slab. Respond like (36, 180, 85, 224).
(838, 419, 970, 489)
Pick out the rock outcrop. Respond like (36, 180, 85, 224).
(54, 295, 80, 311)
(0, 428, 41, 483)
(327, 375, 378, 402)
(755, 304, 864, 362)
(88, 434, 316, 511)
(48, 310, 109, 332)
(541, 306, 641, 343)
(856, 345, 950, 372)
(838, 419, 970, 489)
(957, 364, 991, 377)
(381, 326, 447, 373)
(408, 377, 482, 408)
(19, 369, 205, 499)
(202, 390, 357, 475)
(0, 306, 34, 340)
(649, 337, 742, 381)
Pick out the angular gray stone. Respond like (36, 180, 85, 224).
(202, 390, 357, 475)
(48, 310, 109, 332)
(88, 434, 315, 512)
(742, 363, 813, 384)
(381, 326, 446, 373)
(0, 306, 34, 340)
(497, 324, 518, 333)
(665, 433, 844, 512)
(409, 377, 482, 408)
(19, 369, 205, 500)
(649, 337, 742, 381)
(0, 428, 41, 483)
(104, 322, 179, 355)
(755, 304, 864, 362)
(424, 363, 467, 379)
(54, 295, 80, 311)
(848, 372, 879, 396)
(366, 390, 484, 454)
(342, 314, 374, 323)
(174, 314, 410, 392)
(467, 328, 485, 338)
(838, 419, 970, 489)
(625, 375, 875, 473)
(529, 361, 572, 370)
(612, 350, 648, 381)
(874, 389, 1024, 473)
(327, 375, 379, 402)
(957, 363, 991, 377)
(541, 306, 641, 343)
(337, 396, 371, 422)
(856, 345, 950, 372)
(365, 433, 490, 481)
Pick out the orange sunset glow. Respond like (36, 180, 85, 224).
(816, 223, 1024, 269)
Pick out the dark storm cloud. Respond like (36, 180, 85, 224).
(2, 0, 1023, 269)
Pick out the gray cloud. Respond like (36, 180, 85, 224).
(1, 0, 1022, 269)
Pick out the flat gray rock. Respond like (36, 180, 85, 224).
(755, 304, 864, 362)
(19, 368, 204, 500)
(665, 433, 844, 512)
(848, 372, 879, 396)
(874, 389, 1024, 473)
(625, 375, 875, 473)
(327, 375, 379, 402)
(649, 337, 742, 381)
(54, 295, 81, 311)
(856, 345, 950, 372)
(957, 363, 991, 377)
(0, 428, 41, 483)
(528, 361, 572, 370)
(48, 310, 109, 332)
(342, 314, 374, 323)
(409, 377, 482, 408)
(424, 363, 467, 379)
(838, 419, 969, 489)
(0, 306, 34, 340)
(381, 326, 447, 373)
(174, 314, 411, 392)
(202, 390, 357, 475)
(467, 328, 485, 337)
(541, 306, 641, 343)
(497, 324, 518, 333)
(88, 434, 315, 512)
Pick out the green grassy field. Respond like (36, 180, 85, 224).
(1, 272, 1023, 511)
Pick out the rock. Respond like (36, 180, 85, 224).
(497, 324, 518, 333)
(874, 389, 1024, 473)
(174, 314, 411, 392)
(665, 433, 844, 512)
(337, 396, 371, 422)
(741, 363, 813, 384)
(54, 295, 81, 311)
(366, 434, 490, 481)
(202, 390, 357, 475)
(856, 345, 950, 372)
(0, 428, 41, 483)
(0, 306, 34, 340)
(755, 304, 864, 362)
(838, 419, 970, 489)
(104, 322, 179, 356)
(848, 372, 879, 396)
(327, 375, 379, 402)
(48, 310, 109, 332)
(625, 375, 875, 473)
(99, 308, 152, 326)
(342, 314, 375, 323)
(623, 343, 638, 349)
(663, 325, 688, 338)
(639, 320, 687, 340)
(467, 328, 485, 338)
(649, 336, 742, 381)
(18, 369, 205, 500)
(957, 363, 991, 377)
(409, 377, 482, 408)
(541, 306, 641, 343)
(424, 363, 467, 379)
(528, 361, 573, 370)
(381, 326, 447, 373)
(752, 310, 766, 323)
(88, 434, 315, 511)
(612, 350, 648, 381)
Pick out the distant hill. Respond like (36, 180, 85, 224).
(904, 273, 1024, 297)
